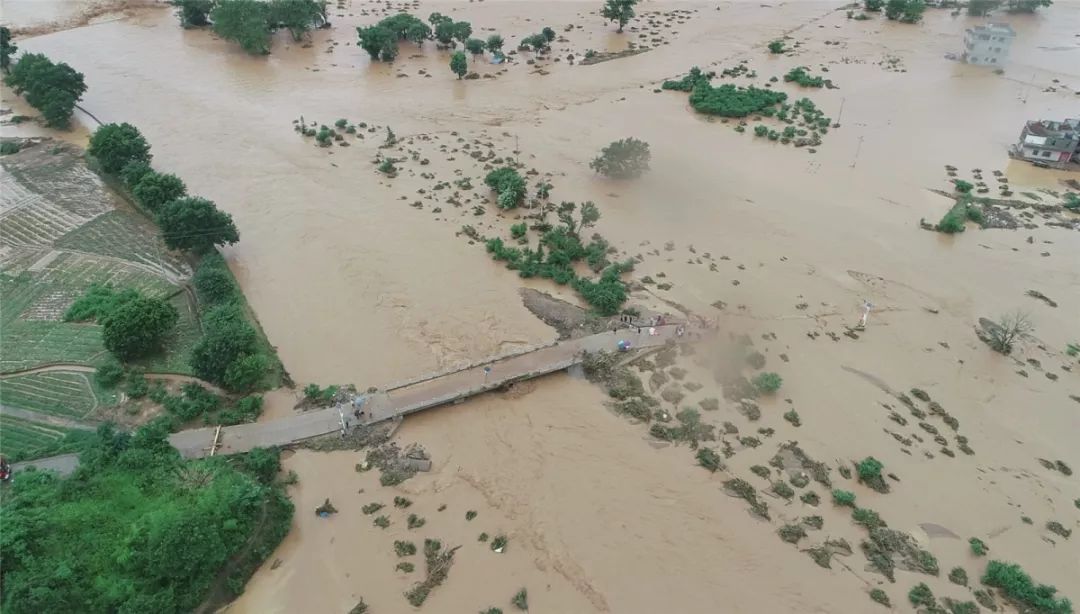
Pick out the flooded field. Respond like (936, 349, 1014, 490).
(5, 0, 1078, 612)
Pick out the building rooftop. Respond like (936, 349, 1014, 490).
(1024, 119, 1079, 138)
(967, 23, 1016, 36)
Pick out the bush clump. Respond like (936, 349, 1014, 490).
(752, 372, 782, 393)
(908, 583, 936, 608)
(484, 167, 527, 209)
(661, 66, 713, 91)
(982, 561, 1073, 614)
(832, 489, 856, 507)
(688, 83, 787, 118)
(696, 447, 724, 472)
(589, 137, 651, 179)
(856, 456, 889, 493)
(969, 537, 988, 556)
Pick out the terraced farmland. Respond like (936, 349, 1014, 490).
(0, 139, 196, 376)
(0, 414, 69, 459)
(0, 371, 106, 418)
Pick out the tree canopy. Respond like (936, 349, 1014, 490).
(1, 26, 16, 71)
(88, 123, 153, 174)
(5, 53, 87, 128)
(0, 424, 293, 614)
(450, 51, 468, 79)
(191, 302, 260, 387)
(133, 171, 188, 212)
(885, 0, 925, 22)
(484, 167, 527, 209)
(601, 0, 637, 33)
(101, 294, 180, 361)
(590, 138, 651, 179)
(464, 38, 486, 55)
(158, 196, 240, 253)
(268, 0, 326, 41)
(170, 0, 217, 26)
(211, 0, 272, 54)
(486, 34, 504, 53)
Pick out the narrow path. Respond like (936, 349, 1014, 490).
(0, 364, 226, 395)
(0, 404, 98, 431)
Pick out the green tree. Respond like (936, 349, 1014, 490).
(589, 137, 651, 178)
(542, 26, 556, 42)
(1, 26, 16, 72)
(865, 0, 885, 10)
(465, 38, 486, 55)
(357, 25, 397, 61)
(269, 0, 325, 41)
(434, 20, 456, 46)
(170, 0, 217, 27)
(158, 196, 239, 253)
(967, 0, 1002, 15)
(452, 21, 473, 43)
(1005, 0, 1052, 12)
(88, 123, 152, 174)
(191, 303, 259, 384)
(601, 0, 637, 33)
(5, 53, 87, 128)
(223, 353, 271, 392)
(120, 160, 153, 189)
(211, 0, 272, 54)
(767, 40, 785, 54)
(486, 34, 504, 54)
(193, 258, 237, 305)
(133, 171, 187, 212)
(450, 51, 468, 79)
(885, 0, 924, 21)
(101, 295, 179, 361)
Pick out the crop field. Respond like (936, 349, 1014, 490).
(0, 140, 197, 376)
(0, 414, 69, 459)
(0, 371, 103, 418)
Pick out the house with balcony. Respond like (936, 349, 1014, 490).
(1012, 119, 1080, 169)
(962, 23, 1015, 66)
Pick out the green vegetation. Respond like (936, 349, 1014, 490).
(768, 40, 786, 54)
(784, 66, 832, 88)
(985, 311, 1032, 355)
(662, 66, 713, 92)
(268, 0, 327, 41)
(512, 587, 529, 610)
(832, 489, 856, 507)
(0, 426, 293, 614)
(772, 480, 795, 499)
(158, 196, 239, 253)
(852, 507, 885, 529)
(395, 496, 413, 508)
(908, 582, 937, 608)
(484, 167, 527, 209)
(865, 0, 885, 10)
(953, 179, 974, 194)
(5, 53, 87, 128)
(949, 566, 969, 586)
(1, 26, 16, 71)
(856, 456, 889, 492)
(465, 38, 486, 55)
(1046, 521, 1071, 539)
(66, 285, 179, 362)
(970, 537, 989, 556)
(88, 123, 152, 174)
(404, 539, 460, 606)
(486, 34, 505, 54)
(869, 588, 890, 607)
(601, 0, 638, 32)
(133, 171, 188, 212)
(519, 33, 550, 53)
(450, 51, 468, 79)
(778, 523, 807, 544)
(752, 371, 782, 393)
(212, 0, 272, 53)
(981, 560, 1072, 614)
(395, 540, 417, 556)
(170, 0, 216, 27)
(0, 415, 89, 461)
(589, 137, 651, 179)
(687, 83, 787, 118)
(885, 0, 926, 22)
(696, 446, 724, 472)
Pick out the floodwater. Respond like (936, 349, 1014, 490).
(7, 1, 1080, 612)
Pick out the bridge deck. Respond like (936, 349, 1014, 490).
(16, 324, 689, 474)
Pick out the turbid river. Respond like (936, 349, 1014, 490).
(5, 1, 1079, 612)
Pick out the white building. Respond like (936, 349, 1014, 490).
(962, 23, 1015, 66)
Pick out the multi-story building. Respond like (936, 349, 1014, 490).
(1012, 119, 1080, 168)
(962, 23, 1015, 66)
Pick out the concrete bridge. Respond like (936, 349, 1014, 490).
(13, 323, 693, 476)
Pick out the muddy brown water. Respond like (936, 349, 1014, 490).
(6, 2, 1080, 612)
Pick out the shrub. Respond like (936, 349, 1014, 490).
(89, 123, 152, 174)
(125, 368, 149, 399)
(662, 66, 713, 92)
(783, 66, 829, 88)
(752, 372, 782, 393)
(696, 447, 723, 472)
(778, 524, 807, 543)
(190, 303, 259, 386)
(772, 481, 795, 499)
(949, 566, 968, 586)
(490, 534, 508, 551)
(510, 223, 527, 239)
(953, 179, 974, 194)
(589, 137, 651, 179)
(971, 537, 989, 556)
(395, 496, 413, 508)
(512, 587, 528, 610)
(0, 141, 20, 155)
(95, 358, 125, 389)
(688, 83, 787, 118)
(800, 491, 820, 506)
(936, 203, 967, 233)
(395, 540, 417, 556)
(224, 353, 272, 392)
(767, 40, 785, 54)
(120, 160, 153, 189)
(869, 588, 890, 607)
(832, 489, 856, 507)
(855, 456, 889, 492)
(753, 124, 768, 137)
(908, 583, 935, 608)
(865, 0, 884, 9)
(484, 167, 527, 209)
(852, 507, 885, 529)
(486, 34, 504, 53)
(373, 515, 390, 528)
(981, 561, 1072, 614)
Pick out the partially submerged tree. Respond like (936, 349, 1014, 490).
(449, 51, 468, 79)
(1, 26, 17, 72)
(170, 0, 217, 27)
(133, 171, 187, 212)
(589, 137, 651, 179)
(5, 53, 87, 128)
(864, 0, 885, 10)
(601, 0, 637, 33)
(211, 0, 272, 54)
(357, 24, 398, 61)
(885, 0, 926, 23)
(158, 196, 240, 253)
(984, 311, 1033, 355)
(1004, 0, 1052, 13)
(464, 38, 485, 55)
(88, 123, 152, 174)
(269, 0, 326, 41)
